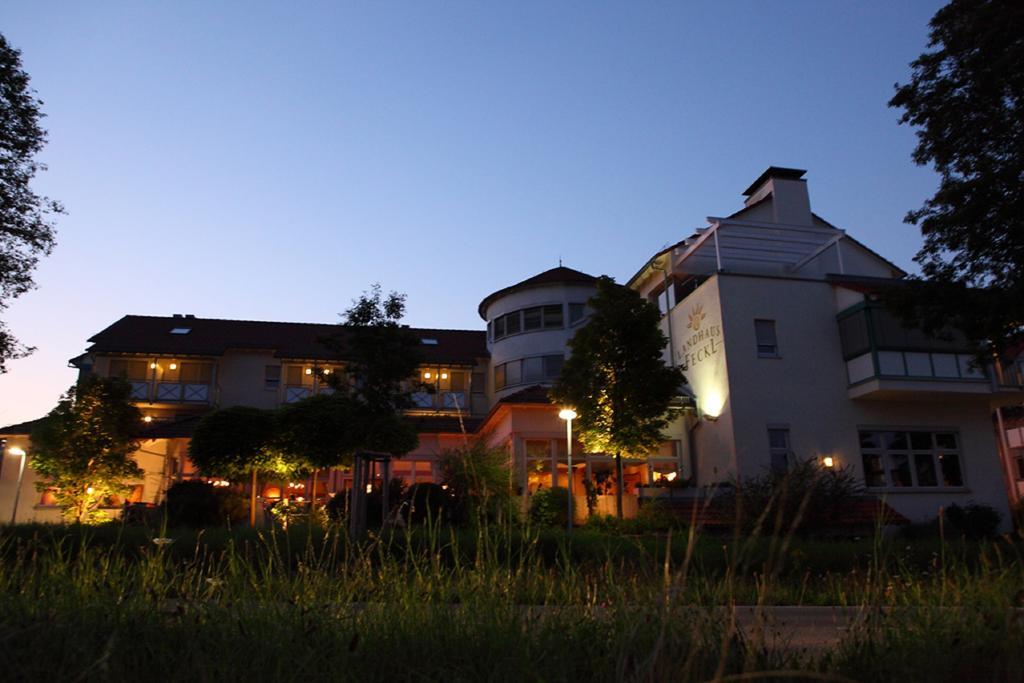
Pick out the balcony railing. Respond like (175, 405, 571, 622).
(411, 391, 468, 411)
(128, 380, 211, 403)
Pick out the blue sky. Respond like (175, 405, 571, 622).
(2, 1, 943, 424)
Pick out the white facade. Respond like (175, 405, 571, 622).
(631, 167, 1022, 527)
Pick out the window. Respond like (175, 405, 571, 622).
(543, 305, 563, 328)
(755, 319, 779, 357)
(505, 311, 522, 335)
(492, 304, 565, 339)
(569, 303, 586, 325)
(170, 327, 191, 335)
(421, 338, 438, 345)
(109, 359, 148, 380)
(768, 428, 790, 474)
(179, 362, 212, 383)
(523, 307, 543, 331)
(859, 429, 964, 488)
(265, 365, 281, 389)
(493, 355, 564, 390)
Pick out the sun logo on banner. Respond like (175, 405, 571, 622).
(687, 304, 706, 331)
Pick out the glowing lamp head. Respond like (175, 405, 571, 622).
(665, 471, 678, 481)
(142, 416, 153, 423)
(150, 362, 158, 370)
(8, 446, 26, 457)
(558, 408, 578, 421)
(168, 362, 177, 370)
(423, 371, 432, 380)
(305, 368, 312, 375)
(822, 456, 835, 468)
(440, 372, 448, 380)
(365, 484, 373, 494)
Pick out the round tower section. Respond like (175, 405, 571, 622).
(478, 266, 598, 400)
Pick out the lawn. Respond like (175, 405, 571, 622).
(1, 521, 1022, 681)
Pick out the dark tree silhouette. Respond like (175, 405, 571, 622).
(0, 33, 62, 372)
(889, 0, 1024, 353)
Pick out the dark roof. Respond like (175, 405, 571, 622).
(0, 417, 46, 436)
(741, 166, 807, 196)
(85, 316, 488, 365)
(478, 267, 599, 320)
(498, 385, 553, 404)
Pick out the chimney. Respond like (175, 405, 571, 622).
(741, 167, 812, 226)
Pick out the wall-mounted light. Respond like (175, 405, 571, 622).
(665, 471, 678, 482)
(150, 362, 158, 370)
(323, 369, 331, 375)
(142, 416, 153, 423)
(423, 371, 432, 380)
(169, 363, 177, 370)
(305, 368, 313, 375)
(822, 456, 835, 468)
(440, 372, 448, 380)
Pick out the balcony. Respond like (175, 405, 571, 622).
(838, 305, 997, 400)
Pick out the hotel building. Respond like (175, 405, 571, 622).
(2, 167, 1022, 526)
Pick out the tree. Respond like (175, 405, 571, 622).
(550, 276, 684, 518)
(30, 376, 142, 524)
(0, 33, 62, 372)
(188, 406, 289, 526)
(888, 0, 1024, 354)
(320, 284, 421, 455)
(275, 393, 364, 511)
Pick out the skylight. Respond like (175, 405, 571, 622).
(421, 338, 438, 345)
(170, 327, 192, 335)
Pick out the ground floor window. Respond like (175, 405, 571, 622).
(859, 429, 964, 488)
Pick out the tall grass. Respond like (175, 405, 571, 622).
(0, 519, 1022, 681)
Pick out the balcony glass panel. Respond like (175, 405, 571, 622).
(877, 351, 905, 376)
(285, 387, 312, 403)
(129, 381, 149, 400)
(443, 392, 466, 409)
(846, 353, 874, 384)
(905, 352, 932, 377)
(932, 353, 959, 378)
(183, 384, 209, 402)
(157, 383, 183, 401)
(958, 355, 985, 379)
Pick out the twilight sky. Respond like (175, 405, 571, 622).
(2, 1, 943, 425)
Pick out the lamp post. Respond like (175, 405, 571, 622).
(8, 446, 27, 525)
(558, 408, 577, 533)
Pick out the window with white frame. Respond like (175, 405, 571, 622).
(755, 319, 779, 358)
(859, 430, 964, 488)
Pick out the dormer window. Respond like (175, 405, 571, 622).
(421, 338, 438, 345)
(170, 327, 191, 335)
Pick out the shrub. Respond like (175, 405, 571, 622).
(530, 487, 572, 527)
(945, 502, 1001, 539)
(324, 491, 349, 521)
(438, 440, 516, 525)
(164, 480, 247, 529)
(402, 483, 454, 525)
(718, 460, 864, 535)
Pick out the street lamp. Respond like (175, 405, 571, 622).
(558, 408, 577, 532)
(8, 446, 27, 525)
